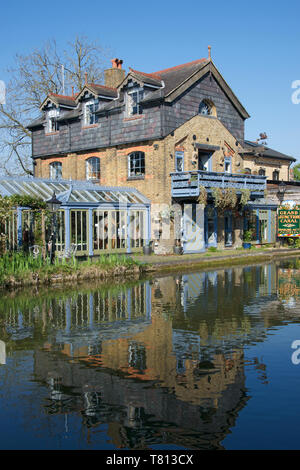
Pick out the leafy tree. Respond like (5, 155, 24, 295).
(293, 163, 300, 181)
(0, 36, 110, 175)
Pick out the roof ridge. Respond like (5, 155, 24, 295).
(153, 58, 207, 75)
(89, 83, 117, 91)
(129, 68, 162, 81)
(49, 92, 75, 100)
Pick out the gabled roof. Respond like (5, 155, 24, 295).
(76, 83, 118, 102)
(153, 58, 208, 95)
(240, 140, 296, 162)
(122, 58, 250, 119)
(40, 92, 77, 110)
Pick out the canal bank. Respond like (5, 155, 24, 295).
(1, 247, 299, 289)
(137, 247, 300, 274)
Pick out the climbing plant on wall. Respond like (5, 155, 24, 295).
(239, 189, 251, 208)
(212, 187, 238, 213)
(197, 187, 208, 206)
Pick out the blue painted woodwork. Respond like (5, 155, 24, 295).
(171, 170, 266, 198)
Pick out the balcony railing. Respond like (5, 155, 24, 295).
(171, 171, 266, 198)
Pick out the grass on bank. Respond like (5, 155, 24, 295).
(0, 251, 141, 285)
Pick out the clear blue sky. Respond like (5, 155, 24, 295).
(1, 0, 299, 162)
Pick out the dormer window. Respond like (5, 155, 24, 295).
(47, 109, 59, 133)
(84, 99, 99, 126)
(127, 87, 144, 116)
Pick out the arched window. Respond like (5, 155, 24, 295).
(273, 170, 279, 181)
(198, 99, 216, 117)
(86, 157, 100, 181)
(244, 168, 252, 175)
(49, 161, 62, 179)
(128, 152, 145, 178)
(258, 168, 266, 176)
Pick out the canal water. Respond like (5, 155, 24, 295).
(0, 257, 300, 450)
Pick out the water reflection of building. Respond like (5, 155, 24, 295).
(1, 260, 300, 449)
(34, 347, 247, 449)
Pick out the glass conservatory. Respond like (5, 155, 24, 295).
(0, 176, 151, 256)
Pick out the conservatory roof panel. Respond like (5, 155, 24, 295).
(0, 176, 150, 206)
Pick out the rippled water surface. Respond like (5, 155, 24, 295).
(0, 257, 300, 449)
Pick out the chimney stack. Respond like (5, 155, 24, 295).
(104, 58, 125, 88)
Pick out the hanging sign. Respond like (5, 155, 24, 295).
(278, 205, 300, 237)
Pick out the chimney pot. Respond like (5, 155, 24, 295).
(105, 58, 125, 88)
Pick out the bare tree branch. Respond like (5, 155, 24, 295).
(0, 36, 110, 175)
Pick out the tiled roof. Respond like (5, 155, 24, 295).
(86, 83, 118, 98)
(48, 93, 77, 108)
(241, 140, 296, 162)
(128, 59, 209, 96)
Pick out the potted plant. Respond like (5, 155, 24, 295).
(243, 230, 252, 249)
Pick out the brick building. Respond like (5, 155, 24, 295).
(28, 51, 296, 253)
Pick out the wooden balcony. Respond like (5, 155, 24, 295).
(171, 170, 266, 198)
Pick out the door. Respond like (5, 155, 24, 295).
(205, 207, 217, 247)
(259, 210, 268, 243)
(224, 212, 233, 246)
(182, 203, 205, 253)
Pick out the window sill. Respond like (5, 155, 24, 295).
(45, 131, 59, 136)
(123, 115, 144, 122)
(127, 176, 145, 181)
(82, 124, 99, 129)
(86, 178, 100, 183)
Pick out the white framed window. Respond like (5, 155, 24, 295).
(84, 99, 99, 126)
(127, 88, 144, 116)
(47, 109, 59, 133)
(128, 152, 145, 178)
(49, 161, 62, 179)
(259, 168, 266, 176)
(175, 151, 184, 172)
(86, 157, 100, 181)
